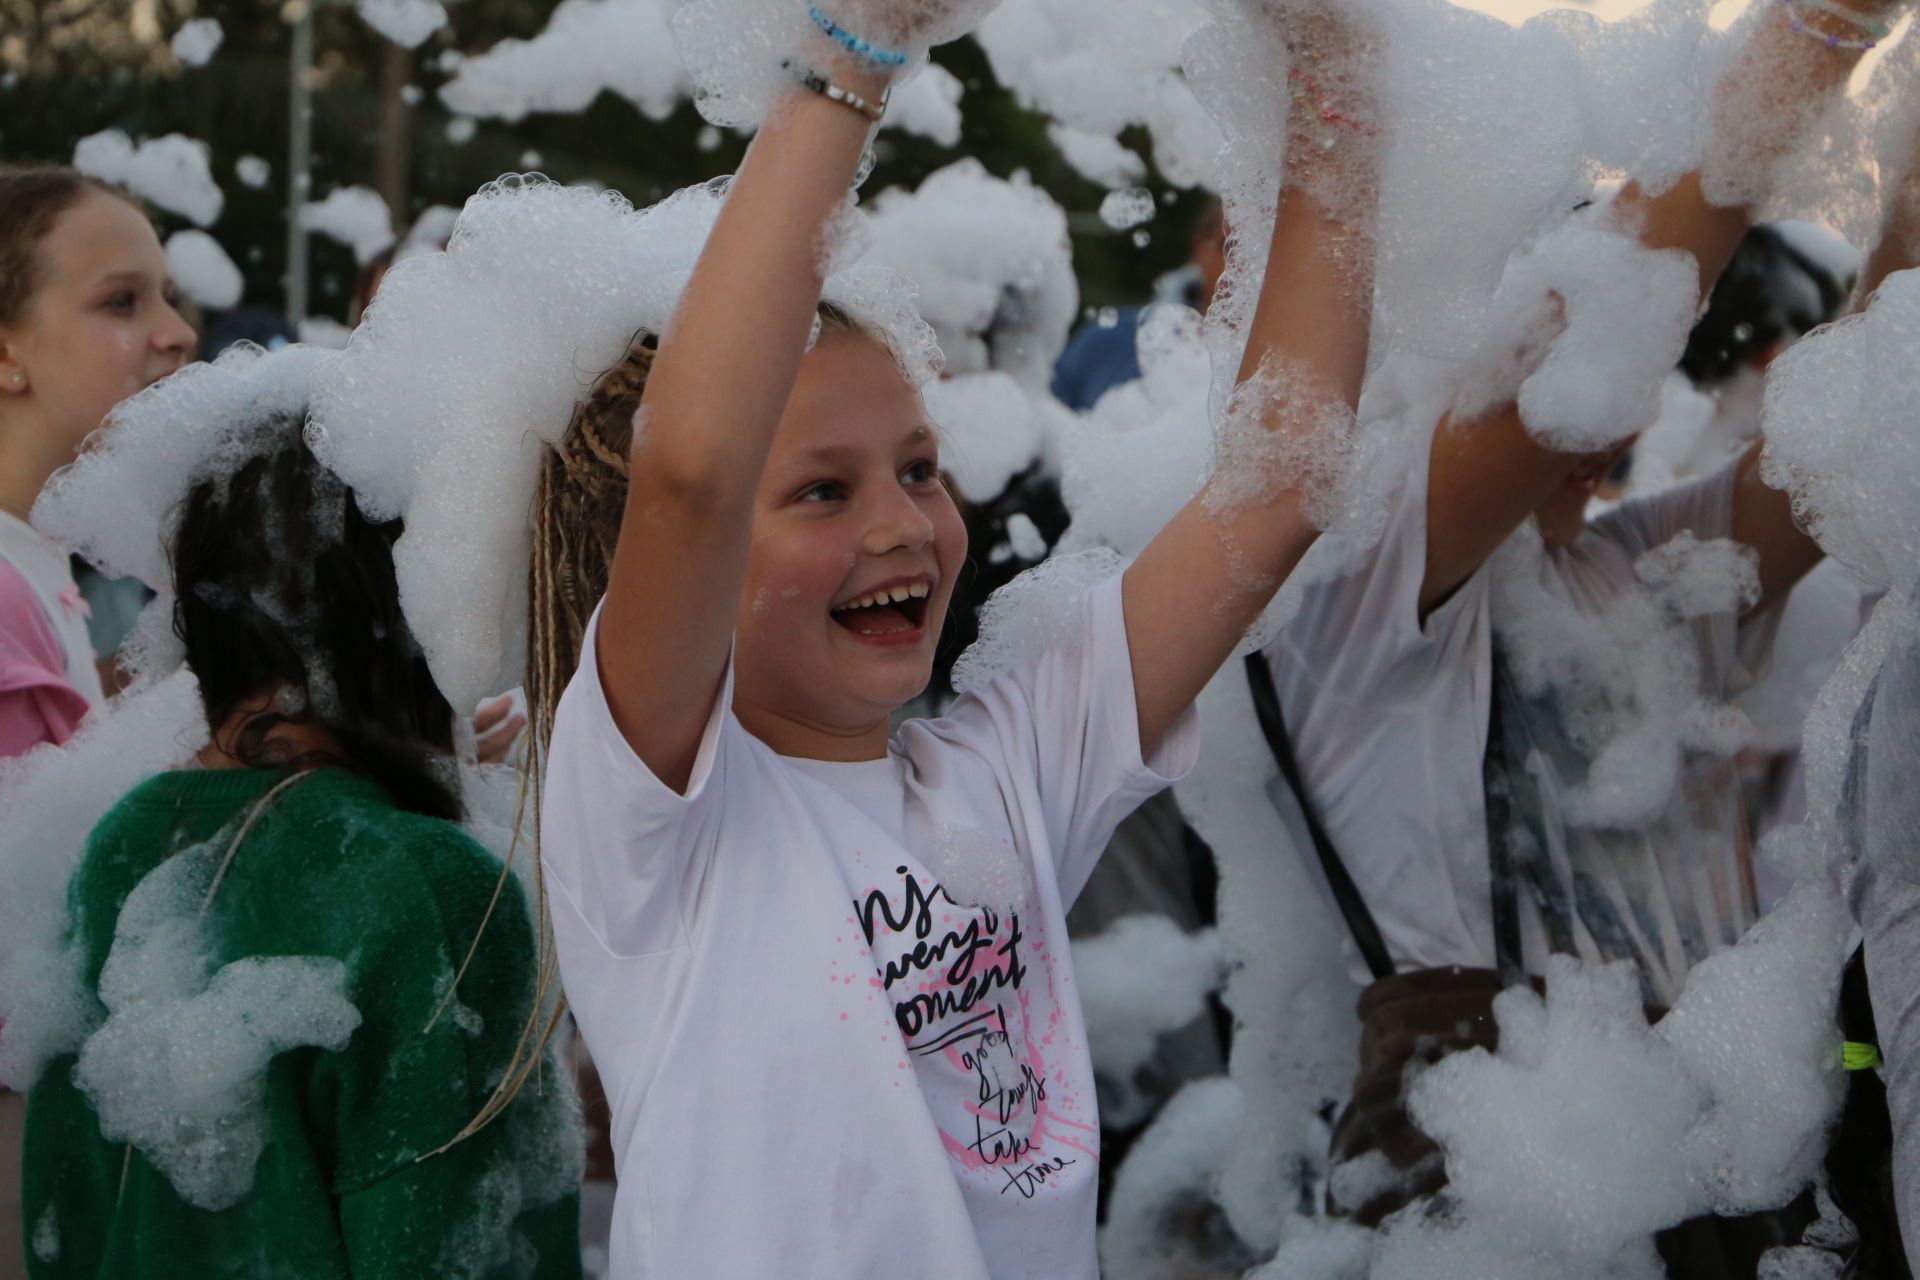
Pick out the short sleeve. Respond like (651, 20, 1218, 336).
(934, 575, 1198, 905)
(1270, 416, 1482, 700)
(1592, 457, 1785, 691)
(538, 603, 733, 958)
(1588, 456, 1739, 558)
(0, 563, 88, 754)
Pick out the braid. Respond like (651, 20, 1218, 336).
(425, 332, 656, 1156)
(527, 331, 653, 768)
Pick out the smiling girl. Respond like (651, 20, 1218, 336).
(537, 5, 1381, 1276)
(0, 167, 194, 753)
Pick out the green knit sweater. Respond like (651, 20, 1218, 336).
(21, 767, 583, 1280)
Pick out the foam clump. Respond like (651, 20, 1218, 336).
(1490, 528, 1758, 830)
(1460, 219, 1703, 452)
(72, 130, 224, 227)
(950, 547, 1126, 695)
(923, 373, 1061, 503)
(1100, 1078, 1261, 1280)
(235, 155, 270, 189)
(36, 343, 337, 597)
(926, 823, 1030, 912)
(1047, 125, 1146, 189)
(1355, 880, 1851, 1278)
(885, 63, 966, 146)
(978, 0, 1217, 189)
(165, 230, 244, 309)
(669, 0, 1002, 130)
(440, 0, 688, 124)
(1058, 303, 1212, 559)
(309, 175, 934, 713)
(1073, 915, 1224, 1126)
(73, 841, 361, 1211)
(1100, 187, 1157, 231)
(1762, 268, 1920, 595)
(300, 186, 397, 266)
(355, 0, 448, 47)
(0, 671, 210, 1091)
(866, 159, 1078, 389)
(170, 17, 223, 67)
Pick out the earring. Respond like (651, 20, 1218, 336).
(5, 373, 20, 389)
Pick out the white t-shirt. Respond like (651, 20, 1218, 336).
(1263, 410, 1777, 1003)
(541, 576, 1196, 1279)
(0, 509, 104, 707)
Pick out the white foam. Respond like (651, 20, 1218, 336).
(867, 158, 1078, 389)
(1458, 218, 1704, 453)
(73, 130, 225, 227)
(0, 672, 209, 1092)
(165, 230, 244, 309)
(950, 547, 1126, 695)
(235, 155, 271, 189)
(1046, 123, 1147, 190)
(309, 175, 935, 713)
(1100, 1078, 1256, 1280)
(440, 0, 688, 123)
(926, 822, 1030, 912)
(1490, 527, 1759, 829)
(886, 63, 966, 146)
(35, 343, 338, 597)
(923, 373, 1050, 503)
(1072, 915, 1224, 1127)
(977, 0, 1217, 190)
(1100, 187, 1158, 231)
(73, 837, 361, 1211)
(1762, 268, 1920, 595)
(300, 186, 397, 266)
(355, 0, 448, 47)
(170, 18, 223, 67)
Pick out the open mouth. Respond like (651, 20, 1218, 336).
(831, 581, 933, 639)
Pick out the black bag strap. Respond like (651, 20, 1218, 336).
(1481, 660, 1526, 987)
(1244, 654, 1396, 982)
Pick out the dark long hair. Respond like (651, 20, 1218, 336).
(172, 413, 462, 821)
(1679, 225, 1849, 388)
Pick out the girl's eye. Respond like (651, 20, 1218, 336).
(800, 481, 848, 504)
(903, 460, 939, 486)
(104, 291, 136, 313)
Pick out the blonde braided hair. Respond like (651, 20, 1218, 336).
(415, 333, 650, 1159)
(428, 306, 869, 1153)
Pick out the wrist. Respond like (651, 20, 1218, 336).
(801, 30, 896, 103)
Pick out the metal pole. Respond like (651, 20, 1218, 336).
(286, 0, 315, 328)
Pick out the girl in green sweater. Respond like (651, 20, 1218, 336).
(21, 411, 583, 1279)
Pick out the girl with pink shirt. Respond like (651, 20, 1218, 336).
(0, 168, 195, 756)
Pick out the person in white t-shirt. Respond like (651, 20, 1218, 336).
(538, 9, 1385, 1278)
(1249, 0, 1911, 1252)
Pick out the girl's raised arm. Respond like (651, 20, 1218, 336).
(1124, 11, 1382, 755)
(596, 47, 892, 792)
(1421, 0, 1911, 618)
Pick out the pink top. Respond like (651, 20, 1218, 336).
(0, 557, 89, 756)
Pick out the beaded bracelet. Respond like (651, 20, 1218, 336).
(808, 4, 909, 69)
(1779, 0, 1893, 50)
(782, 59, 889, 124)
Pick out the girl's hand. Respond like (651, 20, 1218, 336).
(473, 694, 527, 765)
(807, 0, 1005, 58)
